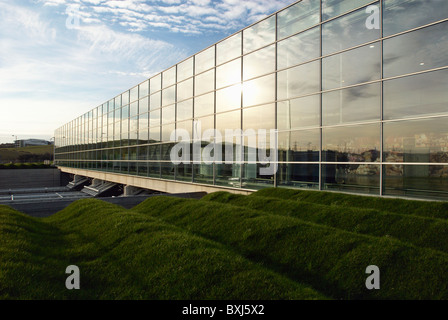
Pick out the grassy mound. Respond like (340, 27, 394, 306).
(0, 201, 325, 300)
(133, 196, 448, 300)
(252, 188, 448, 220)
(201, 192, 448, 254)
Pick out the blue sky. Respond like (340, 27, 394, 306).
(0, 0, 294, 144)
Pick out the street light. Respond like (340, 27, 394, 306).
(11, 135, 17, 148)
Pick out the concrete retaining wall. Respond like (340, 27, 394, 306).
(0, 169, 66, 189)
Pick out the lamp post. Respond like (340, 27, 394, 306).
(11, 135, 17, 148)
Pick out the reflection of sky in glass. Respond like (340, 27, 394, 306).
(216, 84, 241, 113)
(195, 69, 214, 96)
(383, 0, 448, 37)
(278, 60, 320, 99)
(243, 74, 275, 107)
(384, 69, 448, 120)
(322, 4, 380, 55)
(323, 43, 380, 90)
(177, 58, 193, 82)
(217, 33, 241, 65)
(322, 0, 372, 21)
(243, 16, 275, 53)
(195, 46, 215, 74)
(243, 45, 275, 80)
(162, 67, 176, 88)
(383, 22, 448, 78)
(277, 0, 319, 40)
(216, 58, 241, 89)
(194, 93, 214, 117)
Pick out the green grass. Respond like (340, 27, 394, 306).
(133, 196, 448, 300)
(0, 200, 325, 300)
(1, 187, 448, 300)
(201, 192, 448, 254)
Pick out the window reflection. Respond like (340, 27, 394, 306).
(139, 97, 149, 114)
(277, 163, 319, 189)
(177, 78, 193, 102)
(216, 110, 241, 132)
(195, 46, 215, 74)
(277, 94, 320, 130)
(150, 92, 161, 110)
(150, 74, 161, 94)
(323, 43, 380, 90)
(277, 27, 320, 70)
(194, 93, 215, 117)
(177, 57, 193, 82)
(243, 104, 275, 131)
(216, 58, 241, 89)
(323, 164, 380, 194)
(323, 124, 381, 162)
(277, 60, 320, 100)
(278, 129, 320, 162)
(217, 33, 241, 65)
(383, 0, 448, 37)
(162, 86, 176, 107)
(384, 118, 448, 163)
(243, 45, 275, 80)
(243, 16, 275, 53)
(216, 84, 241, 113)
(243, 74, 275, 107)
(322, 83, 380, 125)
(162, 105, 175, 124)
(177, 99, 193, 122)
(384, 69, 448, 120)
(383, 22, 448, 78)
(130, 86, 139, 103)
(195, 69, 215, 96)
(277, 0, 320, 40)
(139, 81, 149, 99)
(322, 0, 373, 21)
(162, 67, 176, 88)
(322, 3, 380, 55)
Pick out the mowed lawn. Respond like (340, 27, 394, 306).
(1, 188, 448, 300)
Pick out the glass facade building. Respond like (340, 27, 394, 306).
(55, 0, 448, 200)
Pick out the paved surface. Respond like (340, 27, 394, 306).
(1, 190, 207, 217)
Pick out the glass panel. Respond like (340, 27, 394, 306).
(216, 58, 241, 89)
(384, 164, 448, 200)
(216, 110, 241, 132)
(243, 74, 275, 107)
(322, 43, 380, 90)
(129, 116, 138, 133)
(150, 126, 161, 143)
(278, 129, 320, 162)
(139, 97, 149, 114)
(323, 123, 381, 162)
(149, 109, 160, 128)
(139, 80, 149, 98)
(149, 145, 161, 160)
(277, 0, 320, 40)
(383, 22, 448, 78)
(277, 60, 320, 100)
(121, 105, 129, 120)
(114, 96, 122, 109)
(216, 163, 241, 187)
(216, 84, 241, 113)
(322, 0, 373, 21)
(322, 3, 380, 55)
(277, 163, 320, 189)
(177, 78, 193, 102)
(383, 69, 448, 120)
(323, 164, 380, 194)
(177, 120, 193, 139)
(243, 45, 275, 80)
(277, 26, 320, 70)
(242, 163, 275, 190)
(176, 164, 192, 182)
(195, 115, 214, 135)
(163, 66, 176, 88)
(194, 93, 215, 117)
(383, 0, 448, 37)
(150, 74, 161, 94)
(138, 128, 148, 144)
(177, 99, 193, 121)
(162, 105, 176, 124)
(195, 46, 215, 74)
(130, 86, 139, 103)
(177, 57, 193, 82)
(322, 83, 381, 126)
(243, 16, 275, 53)
(162, 85, 176, 107)
(161, 162, 175, 180)
(243, 104, 275, 131)
(277, 94, 320, 130)
(195, 69, 215, 96)
(130, 101, 138, 118)
(383, 118, 448, 163)
(149, 162, 160, 178)
(217, 32, 242, 65)
(193, 163, 213, 184)
(150, 92, 161, 110)
(138, 161, 148, 177)
(121, 91, 129, 106)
